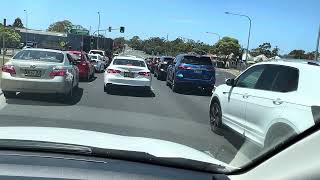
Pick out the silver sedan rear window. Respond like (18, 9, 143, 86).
(13, 50, 64, 63)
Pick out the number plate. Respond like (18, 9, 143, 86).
(124, 72, 134, 78)
(25, 70, 41, 77)
(194, 70, 202, 74)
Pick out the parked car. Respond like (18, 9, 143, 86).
(166, 54, 215, 94)
(154, 56, 174, 80)
(89, 49, 109, 65)
(209, 60, 320, 149)
(88, 54, 105, 73)
(148, 57, 160, 73)
(1, 48, 79, 99)
(104, 56, 152, 92)
(68, 51, 95, 81)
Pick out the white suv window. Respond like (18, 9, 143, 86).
(236, 65, 266, 89)
(271, 66, 299, 92)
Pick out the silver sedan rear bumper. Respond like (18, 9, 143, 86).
(1, 73, 72, 94)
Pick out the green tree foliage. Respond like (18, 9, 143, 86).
(251, 42, 272, 57)
(288, 49, 306, 59)
(12, 17, 24, 28)
(47, 20, 73, 33)
(113, 37, 126, 52)
(271, 46, 280, 57)
(215, 37, 241, 57)
(0, 25, 21, 48)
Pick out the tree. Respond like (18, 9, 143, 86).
(113, 37, 126, 52)
(271, 46, 280, 57)
(251, 42, 272, 57)
(215, 37, 241, 58)
(47, 20, 73, 33)
(12, 17, 24, 28)
(0, 25, 21, 48)
(128, 36, 144, 50)
(288, 49, 306, 59)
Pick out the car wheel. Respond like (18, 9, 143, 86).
(3, 91, 16, 98)
(166, 75, 170, 86)
(154, 71, 157, 77)
(209, 101, 222, 134)
(171, 77, 180, 93)
(86, 72, 90, 82)
(104, 85, 111, 93)
(156, 73, 160, 80)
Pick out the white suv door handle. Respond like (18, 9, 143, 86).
(243, 94, 249, 99)
(273, 98, 283, 105)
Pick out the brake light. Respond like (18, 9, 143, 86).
(2, 65, 16, 75)
(178, 65, 192, 70)
(138, 72, 151, 76)
(107, 69, 121, 74)
(49, 68, 67, 77)
(312, 106, 320, 123)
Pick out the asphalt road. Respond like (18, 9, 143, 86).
(0, 69, 260, 166)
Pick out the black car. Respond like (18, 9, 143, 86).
(154, 56, 174, 80)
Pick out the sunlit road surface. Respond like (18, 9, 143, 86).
(0, 68, 261, 166)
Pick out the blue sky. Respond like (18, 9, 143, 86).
(1, 0, 319, 53)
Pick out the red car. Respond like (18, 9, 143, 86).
(68, 51, 95, 81)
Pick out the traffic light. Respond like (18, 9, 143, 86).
(3, 18, 6, 27)
(90, 37, 94, 46)
(120, 26, 125, 33)
(108, 26, 112, 32)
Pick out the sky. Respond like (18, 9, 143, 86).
(1, 0, 319, 54)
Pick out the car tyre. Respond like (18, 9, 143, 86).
(3, 91, 16, 99)
(209, 101, 223, 134)
(166, 75, 170, 86)
(171, 77, 180, 93)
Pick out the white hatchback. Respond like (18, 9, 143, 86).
(104, 56, 152, 92)
(209, 60, 320, 149)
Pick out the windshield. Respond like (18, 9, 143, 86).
(89, 55, 98, 60)
(113, 59, 146, 67)
(13, 50, 64, 63)
(181, 56, 213, 65)
(1, 0, 319, 174)
(90, 51, 104, 56)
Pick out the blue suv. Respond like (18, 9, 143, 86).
(166, 54, 216, 94)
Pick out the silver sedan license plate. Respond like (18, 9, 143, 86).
(124, 72, 134, 78)
(25, 70, 41, 77)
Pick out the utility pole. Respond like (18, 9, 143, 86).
(166, 33, 169, 56)
(315, 24, 320, 61)
(2, 19, 6, 65)
(97, 12, 100, 49)
(24, 10, 28, 46)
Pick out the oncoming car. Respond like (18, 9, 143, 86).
(1, 48, 79, 99)
(104, 56, 152, 93)
(209, 60, 320, 149)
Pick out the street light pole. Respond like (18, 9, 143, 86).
(315, 24, 320, 61)
(205, 32, 221, 42)
(97, 11, 100, 49)
(225, 12, 252, 70)
(24, 10, 28, 46)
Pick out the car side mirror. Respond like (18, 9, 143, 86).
(226, 78, 235, 86)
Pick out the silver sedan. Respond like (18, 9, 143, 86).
(1, 48, 79, 99)
(88, 54, 105, 72)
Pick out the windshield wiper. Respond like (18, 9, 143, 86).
(0, 139, 92, 155)
(90, 147, 231, 173)
(0, 140, 230, 173)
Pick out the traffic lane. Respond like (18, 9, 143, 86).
(0, 71, 245, 164)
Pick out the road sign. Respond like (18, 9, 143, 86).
(69, 29, 89, 35)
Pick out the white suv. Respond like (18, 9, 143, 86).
(209, 60, 320, 148)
